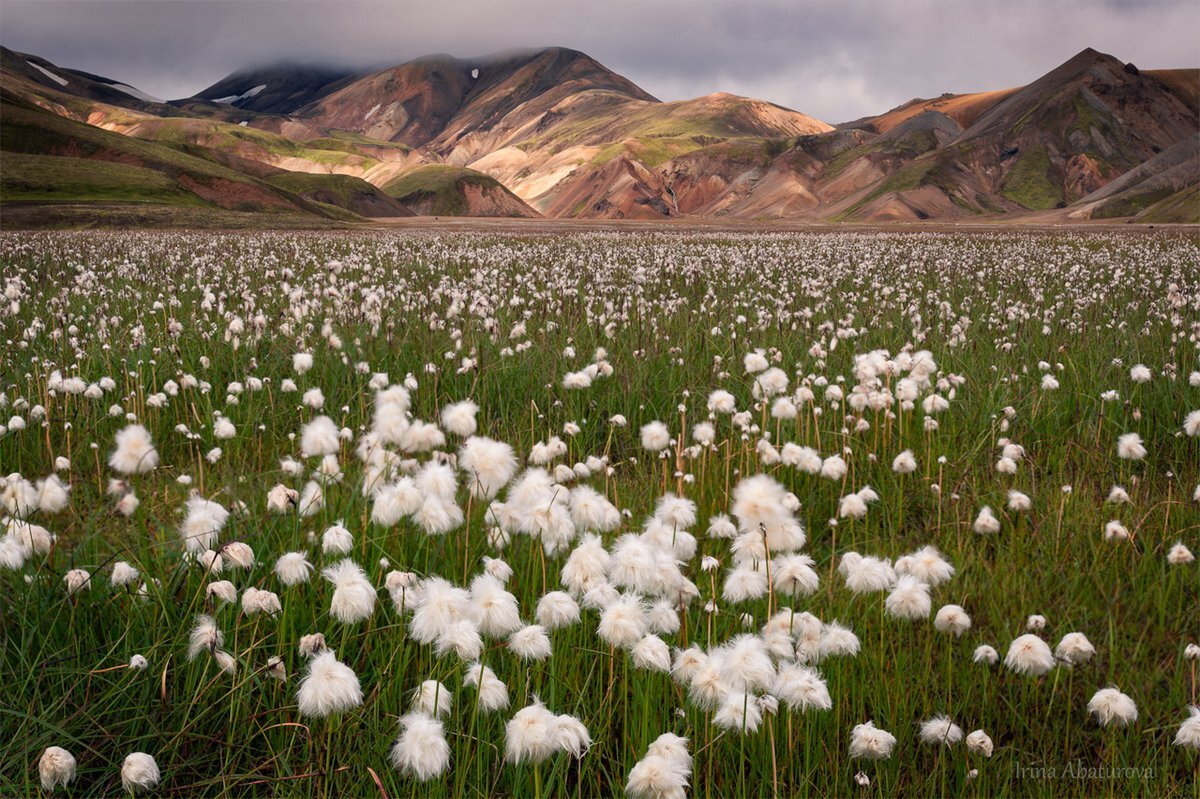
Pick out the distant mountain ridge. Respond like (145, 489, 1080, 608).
(1, 43, 1196, 226)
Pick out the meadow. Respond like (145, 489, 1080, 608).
(0, 229, 1197, 798)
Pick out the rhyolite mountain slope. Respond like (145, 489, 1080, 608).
(262, 47, 834, 218)
(0, 60, 413, 226)
(284, 48, 660, 145)
(1065, 133, 1200, 220)
(0, 88, 372, 228)
(796, 48, 1199, 222)
(379, 164, 539, 217)
(1, 44, 1196, 225)
(1, 46, 172, 111)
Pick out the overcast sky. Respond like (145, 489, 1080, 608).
(2, 0, 1197, 122)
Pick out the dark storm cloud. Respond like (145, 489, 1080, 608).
(2, 0, 1197, 122)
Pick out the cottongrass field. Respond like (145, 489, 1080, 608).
(0, 229, 1198, 798)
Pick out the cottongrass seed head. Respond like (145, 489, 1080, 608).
(966, 730, 994, 757)
(274, 551, 314, 585)
(919, 715, 963, 746)
(39, 746, 76, 793)
(322, 559, 376, 624)
(849, 721, 896, 760)
(627, 752, 690, 799)
(391, 712, 450, 781)
(411, 680, 452, 718)
(1055, 632, 1096, 665)
(933, 604, 972, 637)
(109, 424, 158, 475)
(1175, 706, 1200, 750)
(505, 700, 558, 764)
(187, 614, 222, 660)
(1005, 634, 1056, 676)
(120, 752, 160, 794)
(463, 662, 510, 712)
(296, 650, 362, 718)
(1088, 686, 1138, 727)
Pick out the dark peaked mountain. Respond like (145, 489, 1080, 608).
(191, 63, 358, 114)
(1, 44, 1196, 226)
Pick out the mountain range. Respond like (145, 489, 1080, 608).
(1, 44, 1196, 226)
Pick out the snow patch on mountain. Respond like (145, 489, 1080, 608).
(29, 61, 68, 86)
(213, 84, 268, 104)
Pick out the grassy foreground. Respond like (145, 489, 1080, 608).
(0, 230, 1197, 798)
